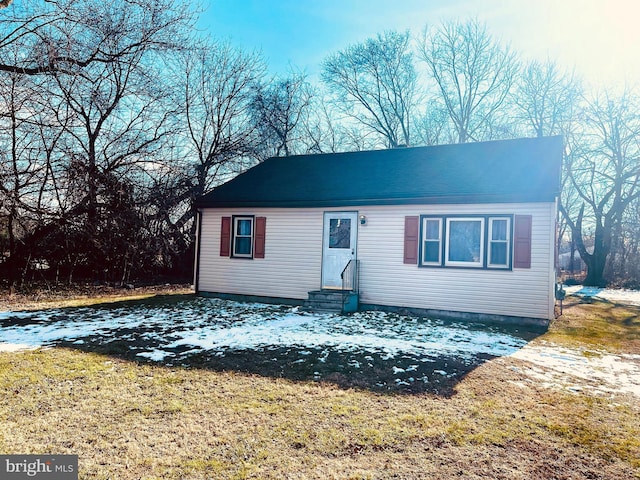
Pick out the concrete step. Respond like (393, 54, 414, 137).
(305, 301, 343, 312)
(307, 290, 346, 301)
(305, 290, 359, 313)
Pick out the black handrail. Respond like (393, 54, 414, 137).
(340, 259, 359, 313)
(340, 259, 357, 291)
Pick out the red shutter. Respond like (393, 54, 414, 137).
(254, 217, 266, 258)
(220, 216, 231, 257)
(404, 216, 419, 264)
(514, 215, 532, 268)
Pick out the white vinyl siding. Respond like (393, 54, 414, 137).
(356, 203, 555, 321)
(198, 208, 325, 300)
(197, 202, 556, 321)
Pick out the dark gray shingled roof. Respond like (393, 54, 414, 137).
(195, 136, 563, 208)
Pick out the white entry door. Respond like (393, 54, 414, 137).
(322, 211, 358, 289)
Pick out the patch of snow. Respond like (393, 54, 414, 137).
(137, 350, 174, 362)
(510, 342, 640, 398)
(565, 286, 640, 306)
(1, 297, 530, 383)
(0, 343, 37, 352)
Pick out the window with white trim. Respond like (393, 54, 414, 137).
(445, 217, 485, 268)
(417, 214, 514, 269)
(488, 217, 511, 268)
(421, 217, 442, 265)
(232, 216, 254, 257)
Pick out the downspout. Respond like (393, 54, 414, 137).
(551, 199, 559, 320)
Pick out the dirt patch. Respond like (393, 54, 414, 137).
(0, 283, 193, 311)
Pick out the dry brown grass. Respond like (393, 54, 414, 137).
(546, 296, 640, 354)
(1, 291, 639, 479)
(0, 283, 193, 312)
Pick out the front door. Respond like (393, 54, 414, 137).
(322, 211, 357, 289)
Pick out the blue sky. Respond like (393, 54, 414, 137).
(198, 0, 640, 88)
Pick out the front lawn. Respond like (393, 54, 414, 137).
(0, 296, 537, 395)
(0, 293, 639, 479)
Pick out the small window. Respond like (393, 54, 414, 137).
(488, 217, 511, 268)
(421, 218, 442, 265)
(445, 218, 484, 268)
(329, 218, 351, 249)
(232, 216, 254, 257)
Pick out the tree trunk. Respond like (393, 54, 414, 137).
(583, 252, 607, 286)
(582, 223, 611, 286)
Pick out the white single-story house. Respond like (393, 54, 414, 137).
(194, 136, 563, 328)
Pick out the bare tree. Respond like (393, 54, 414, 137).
(614, 196, 640, 285)
(513, 59, 582, 138)
(418, 19, 518, 143)
(174, 38, 264, 238)
(0, 0, 195, 284)
(0, 0, 193, 75)
(0, 35, 74, 286)
(295, 92, 377, 154)
(181, 39, 264, 194)
(560, 88, 640, 286)
(412, 104, 456, 146)
(511, 59, 584, 267)
(0, 70, 40, 285)
(250, 72, 312, 158)
(322, 30, 418, 148)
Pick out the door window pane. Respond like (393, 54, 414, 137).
(329, 218, 351, 248)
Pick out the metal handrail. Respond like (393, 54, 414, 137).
(340, 259, 359, 313)
(340, 259, 358, 292)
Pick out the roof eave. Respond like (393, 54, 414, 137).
(195, 193, 559, 209)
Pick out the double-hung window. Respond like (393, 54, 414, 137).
(232, 216, 254, 257)
(421, 218, 442, 265)
(220, 215, 266, 259)
(488, 217, 511, 268)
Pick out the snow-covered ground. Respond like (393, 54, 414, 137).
(564, 285, 640, 306)
(1, 294, 639, 397)
(0, 299, 530, 358)
(508, 343, 640, 398)
(0, 297, 533, 392)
